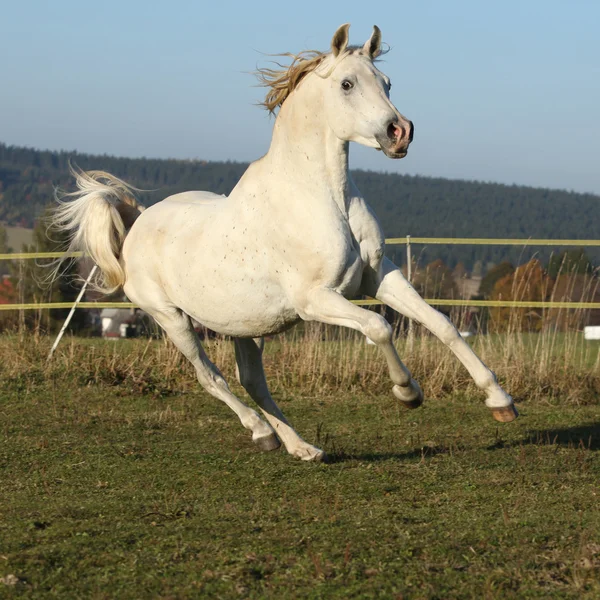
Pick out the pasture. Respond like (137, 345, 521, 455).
(1, 331, 599, 598)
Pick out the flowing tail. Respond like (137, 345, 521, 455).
(50, 168, 144, 293)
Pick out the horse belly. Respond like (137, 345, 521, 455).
(178, 282, 300, 337)
(161, 249, 301, 337)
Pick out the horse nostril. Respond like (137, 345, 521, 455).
(387, 121, 411, 143)
(387, 122, 399, 140)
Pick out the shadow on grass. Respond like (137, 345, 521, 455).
(327, 423, 600, 463)
(326, 444, 455, 464)
(488, 423, 600, 451)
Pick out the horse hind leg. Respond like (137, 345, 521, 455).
(149, 307, 277, 449)
(234, 337, 326, 462)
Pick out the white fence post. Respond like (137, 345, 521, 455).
(406, 235, 414, 352)
(47, 265, 98, 361)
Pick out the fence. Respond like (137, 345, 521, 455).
(1, 237, 600, 311)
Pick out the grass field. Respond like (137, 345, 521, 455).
(1, 334, 599, 598)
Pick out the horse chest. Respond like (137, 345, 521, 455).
(312, 230, 364, 298)
(334, 248, 364, 297)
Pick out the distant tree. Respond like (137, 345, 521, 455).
(9, 210, 85, 332)
(489, 259, 551, 331)
(0, 277, 15, 305)
(479, 261, 515, 298)
(545, 273, 600, 330)
(0, 225, 14, 305)
(0, 224, 9, 276)
(411, 259, 457, 299)
(547, 249, 593, 279)
(0, 224, 7, 252)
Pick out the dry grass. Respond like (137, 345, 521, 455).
(1, 318, 598, 407)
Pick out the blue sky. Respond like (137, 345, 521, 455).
(2, 0, 599, 194)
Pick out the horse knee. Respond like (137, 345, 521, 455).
(366, 315, 392, 345)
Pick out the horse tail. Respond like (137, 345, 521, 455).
(49, 167, 145, 294)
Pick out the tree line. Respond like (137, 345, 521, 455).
(1, 141, 599, 271)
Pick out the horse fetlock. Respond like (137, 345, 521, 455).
(392, 380, 423, 409)
(485, 386, 513, 409)
(241, 411, 271, 435)
(475, 370, 498, 392)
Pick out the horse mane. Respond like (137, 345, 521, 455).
(255, 50, 327, 114)
(256, 46, 370, 114)
(255, 44, 388, 115)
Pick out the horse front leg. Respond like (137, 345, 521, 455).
(297, 287, 423, 408)
(373, 257, 518, 422)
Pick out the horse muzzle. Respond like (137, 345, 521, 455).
(376, 119, 414, 159)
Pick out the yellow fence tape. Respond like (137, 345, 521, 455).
(0, 251, 83, 260)
(1, 238, 599, 311)
(0, 302, 135, 311)
(2, 299, 600, 311)
(355, 299, 600, 309)
(386, 237, 600, 246)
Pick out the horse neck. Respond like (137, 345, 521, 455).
(265, 83, 349, 212)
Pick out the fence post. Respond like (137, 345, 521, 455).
(18, 258, 25, 339)
(47, 264, 98, 361)
(406, 235, 414, 352)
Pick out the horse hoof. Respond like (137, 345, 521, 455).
(292, 445, 327, 462)
(491, 404, 519, 423)
(302, 449, 327, 463)
(254, 432, 281, 452)
(393, 381, 423, 409)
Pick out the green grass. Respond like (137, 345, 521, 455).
(1, 371, 599, 598)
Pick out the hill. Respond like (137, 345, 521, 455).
(1, 142, 598, 269)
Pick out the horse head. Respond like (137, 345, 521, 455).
(323, 24, 414, 159)
(257, 24, 414, 159)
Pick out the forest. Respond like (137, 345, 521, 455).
(1, 141, 599, 270)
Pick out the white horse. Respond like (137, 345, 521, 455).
(52, 24, 517, 461)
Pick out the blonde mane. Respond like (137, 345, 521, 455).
(255, 50, 329, 114)
(255, 44, 387, 114)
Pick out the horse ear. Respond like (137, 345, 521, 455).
(363, 25, 382, 59)
(331, 23, 350, 57)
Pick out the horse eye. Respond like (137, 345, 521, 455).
(341, 80, 353, 91)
